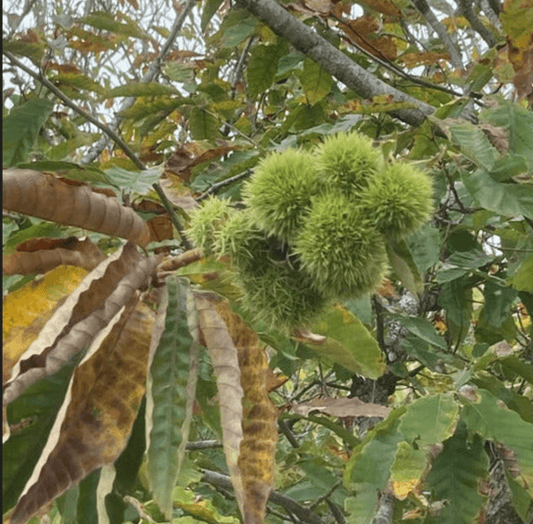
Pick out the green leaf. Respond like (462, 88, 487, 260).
(189, 107, 220, 140)
(46, 134, 100, 161)
(218, 10, 258, 48)
(462, 389, 533, 488)
(511, 254, 533, 292)
(56, 484, 79, 524)
(481, 100, 533, 168)
(471, 375, 533, 424)
(201, 0, 225, 31)
(390, 441, 427, 483)
(76, 470, 100, 524)
(386, 239, 424, 296)
(427, 422, 488, 524)
(311, 307, 386, 379)
(3, 39, 45, 65)
(408, 224, 441, 272)
(499, 356, 533, 385)
(449, 122, 499, 170)
(81, 11, 147, 39)
(246, 44, 283, 99)
(49, 72, 106, 95)
(3, 98, 54, 166)
(108, 82, 179, 98)
(3, 352, 84, 512)
(104, 166, 162, 194)
(398, 316, 448, 350)
(438, 277, 473, 344)
(345, 484, 379, 524)
(300, 58, 333, 105)
(403, 333, 443, 370)
(481, 281, 517, 328)
(399, 393, 459, 446)
(461, 169, 533, 220)
(506, 471, 532, 521)
(490, 155, 530, 182)
(147, 276, 199, 518)
(345, 414, 404, 488)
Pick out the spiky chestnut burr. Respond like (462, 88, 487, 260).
(242, 149, 322, 242)
(217, 210, 329, 329)
(314, 131, 383, 195)
(295, 192, 388, 299)
(186, 196, 234, 256)
(359, 162, 433, 239)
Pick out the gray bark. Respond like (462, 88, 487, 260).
(234, 0, 434, 127)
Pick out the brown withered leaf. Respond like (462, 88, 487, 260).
(4, 243, 139, 396)
(361, 0, 401, 18)
(3, 266, 89, 386)
(292, 328, 327, 344)
(157, 178, 198, 211)
(3, 243, 159, 405)
(3, 237, 106, 276)
(217, 302, 278, 524)
(290, 397, 390, 418)
(3, 169, 150, 247)
(480, 123, 509, 154)
(164, 141, 240, 184)
(507, 33, 533, 102)
(339, 16, 397, 61)
(195, 292, 245, 515)
(400, 51, 451, 68)
(132, 200, 175, 243)
(9, 296, 155, 524)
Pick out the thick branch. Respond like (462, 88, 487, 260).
(81, 0, 197, 164)
(201, 469, 327, 524)
(411, 0, 463, 69)
(234, 0, 434, 127)
(456, 0, 498, 48)
(371, 492, 394, 524)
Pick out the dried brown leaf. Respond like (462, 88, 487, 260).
(9, 296, 154, 524)
(3, 237, 105, 275)
(3, 244, 159, 405)
(217, 303, 279, 524)
(3, 169, 150, 247)
(195, 292, 245, 515)
(290, 396, 390, 418)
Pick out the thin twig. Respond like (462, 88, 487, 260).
(4, 51, 194, 249)
(3, 50, 145, 170)
(201, 469, 328, 524)
(279, 419, 300, 448)
(5, 0, 39, 39)
(197, 171, 252, 201)
(152, 183, 193, 249)
(158, 248, 203, 273)
(82, 0, 197, 164)
(185, 439, 222, 450)
(309, 481, 341, 511)
(332, 18, 473, 100)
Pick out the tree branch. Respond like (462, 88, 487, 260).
(4, 50, 192, 249)
(456, 0, 499, 48)
(201, 469, 327, 524)
(197, 170, 252, 201)
(3, 50, 145, 170)
(371, 492, 394, 524)
(410, 0, 463, 70)
(81, 0, 197, 164)
(234, 0, 434, 127)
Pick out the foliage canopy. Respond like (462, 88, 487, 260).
(2, 1, 533, 524)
